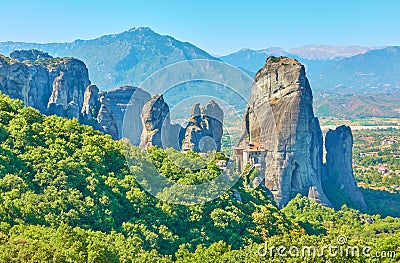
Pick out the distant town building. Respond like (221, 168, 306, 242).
(381, 138, 397, 145)
(361, 151, 379, 157)
(391, 185, 400, 191)
(377, 163, 388, 175)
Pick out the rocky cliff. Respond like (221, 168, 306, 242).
(0, 50, 90, 119)
(1, 50, 224, 152)
(95, 86, 151, 141)
(139, 94, 172, 149)
(240, 56, 331, 207)
(47, 58, 90, 119)
(138, 98, 224, 152)
(240, 56, 366, 209)
(81, 84, 100, 121)
(324, 125, 367, 209)
(0, 55, 51, 113)
(181, 101, 224, 152)
(81, 85, 153, 141)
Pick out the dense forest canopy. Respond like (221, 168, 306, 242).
(0, 93, 398, 262)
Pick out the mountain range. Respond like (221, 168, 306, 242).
(0, 27, 218, 89)
(0, 27, 399, 118)
(220, 46, 400, 91)
(219, 45, 385, 72)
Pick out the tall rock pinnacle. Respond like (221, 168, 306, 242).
(324, 125, 367, 209)
(237, 56, 367, 209)
(239, 56, 332, 207)
(139, 94, 172, 149)
(181, 101, 224, 152)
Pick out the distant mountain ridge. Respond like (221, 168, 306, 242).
(221, 46, 400, 89)
(287, 45, 385, 60)
(0, 27, 396, 91)
(305, 46, 400, 90)
(220, 48, 287, 73)
(0, 27, 219, 89)
(221, 46, 400, 118)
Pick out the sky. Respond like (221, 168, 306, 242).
(0, 0, 399, 55)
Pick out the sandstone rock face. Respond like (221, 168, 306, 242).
(181, 101, 224, 152)
(0, 56, 52, 112)
(96, 103, 118, 140)
(47, 58, 90, 119)
(97, 86, 150, 141)
(324, 125, 367, 209)
(81, 84, 100, 121)
(203, 101, 224, 150)
(0, 51, 155, 141)
(139, 94, 172, 149)
(240, 56, 332, 207)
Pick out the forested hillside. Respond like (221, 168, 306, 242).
(0, 94, 398, 262)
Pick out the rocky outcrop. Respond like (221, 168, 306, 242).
(181, 101, 223, 152)
(240, 56, 331, 207)
(10, 50, 52, 61)
(96, 86, 150, 141)
(96, 103, 118, 140)
(81, 84, 100, 121)
(81, 85, 152, 141)
(47, 58, 90, 119)
(0, 58, 52, 112)
(1, 50, 224, 149)
(203, 101, 224, 150)
(239, 56, 366, 209)
(0, 51, 154, 141)
(324, 125, 367, 209)
(139, 94, 172, 149)
(0, 50, 90, 118)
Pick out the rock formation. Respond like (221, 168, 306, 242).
(324, 125, 367, 209)
(47, 58, 90, 119)
(81, 84, 100, 121)
(0, 50, 153, 141)
(96, 86, 150, 141)
(0, 50, 90, 118)
(139, 94, 172, 149)
(0, 50, 225, 152)
(0, 55, 51, 113)
(203, 101, 224, 151)
(239, 56, 366, 209)
(96, 103, 118, 140)
(181, 101, 224, 152)
(80, 85, 152, 141)
(10, 49, 52, 62)
(0, 50, 227, 148)
(239, 56, 332, 207)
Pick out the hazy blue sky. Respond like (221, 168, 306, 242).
(1, 0, 399, 55)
